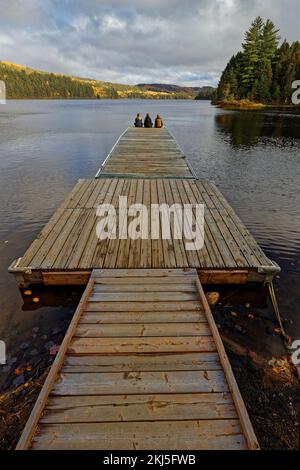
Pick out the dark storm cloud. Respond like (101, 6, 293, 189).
(0, 0, 299, 86)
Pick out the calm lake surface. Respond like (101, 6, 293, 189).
(0, 99, 300, 382)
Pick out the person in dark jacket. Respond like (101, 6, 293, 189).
(155, 114, 163, 128)
(134, 113, 143, 127)
(144, 113, 153, 128)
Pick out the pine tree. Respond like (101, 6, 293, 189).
(241, 16, 264, 92)
(216, 17, 300, 105)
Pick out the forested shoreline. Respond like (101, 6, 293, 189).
(215, 17, 300, 106)
(0, 62, 205, 100)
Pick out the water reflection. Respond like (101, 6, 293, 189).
(215, 109, 300, 148)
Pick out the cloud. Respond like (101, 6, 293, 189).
(0, 0, 299, 86)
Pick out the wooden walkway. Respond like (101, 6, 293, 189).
(96, 127, 195, 179)
(16, 269, 259, 450)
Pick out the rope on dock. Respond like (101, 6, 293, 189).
(267, 280, 292, 349)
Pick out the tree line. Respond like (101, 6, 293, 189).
(215, 17, 300, 104)
(0, 63, 99, 99)
(0, 62, 199, 100)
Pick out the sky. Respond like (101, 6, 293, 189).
(0, 0, 299, 87)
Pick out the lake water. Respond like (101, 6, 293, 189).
(0, 99, 300, 385)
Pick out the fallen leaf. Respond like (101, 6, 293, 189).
(49, 344, 60, 356)
(14, 367, 25, 376)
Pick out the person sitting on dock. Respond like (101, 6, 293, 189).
(155, 114, 164, 128)
(144, 113, 153, 128)
(134, 113, 143, 127)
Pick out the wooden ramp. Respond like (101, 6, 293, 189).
(17, 269, 259, 450)
(96, 127, 195, 179)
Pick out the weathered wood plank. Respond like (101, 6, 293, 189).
(68, 336, 216, 354)
(93, 282, 196, 292)
(88, 292, 199, 302)
(62, 352, 221, 372)
(41, 393, 236, 423)
(75, 322, 211, 338)
(31, 420, 246, 450)
(52, 370, 227, 395)
(83, 301, 203, 311)
(80, 310, 207, 323)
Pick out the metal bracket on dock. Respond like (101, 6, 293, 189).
(8, 258, 34, 288)
(258, 261, 281, 283)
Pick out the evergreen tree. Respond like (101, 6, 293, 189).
(241, 16, 264, 93)
(216, 17, 300, 105)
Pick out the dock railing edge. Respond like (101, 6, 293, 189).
(195, 277, 260, 451)
(95, 126, 130, 178)
(15, 275, 96, 450)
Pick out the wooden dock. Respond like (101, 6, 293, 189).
(13, 125, 272, 449)
(16, 269, 259, 450)
(9, 128, 279, 288)
(96, 127, 195, 179)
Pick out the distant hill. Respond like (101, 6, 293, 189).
(0, 62, 212, 100)
(137, 83, 215, 100)
(137, 83, 200, 99)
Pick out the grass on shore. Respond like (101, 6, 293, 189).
(217, 99, 267, 110)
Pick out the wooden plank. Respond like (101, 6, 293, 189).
(141, 179, 152, 268)
(75, 322, 211, 337)
(94, 275, 196, 284)
(80, 310, 207, 323)
(115, 179, 138, 269)
(43, 271, 90, 285)
(68, 336, 216, 354)
(23, 208, 76, 268)
(92, 267, 197, 279)
(92, 282, 196, 292)
(31, 420, 246, 450)
(170, 179, 200, 268)
(205, 181, 273, 267)
(198, 269, 250, 284)
(88, 292, 199, 302)
(51, 209, 91, 269)
(92, 178, 126, 268)
(127, 179, 143, 268)
(41, 393, 236, 423)
(163, 179, 189, 268)
(108, 178, 137, 269)
(41, 269, 251, 286)
(62, 352, 221, 372)
(52, 370, 227, 395)
(182, 179, 224, 267)
(83, 301, 203, 311)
